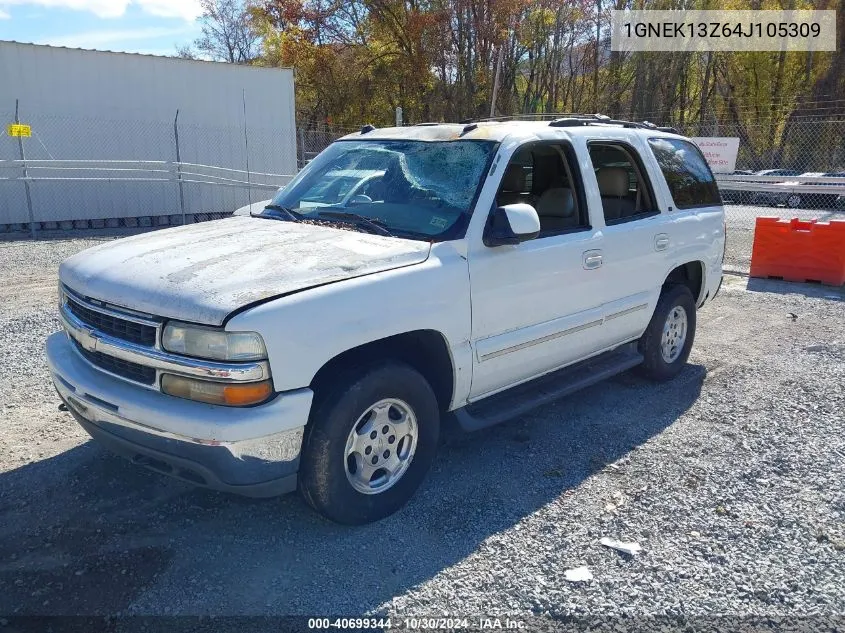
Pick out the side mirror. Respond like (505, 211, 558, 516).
(483, 204, 541, 247)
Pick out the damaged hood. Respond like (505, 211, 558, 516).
(59, 216, 432, 325)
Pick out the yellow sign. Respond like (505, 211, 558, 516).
(7, 124, 32, 138)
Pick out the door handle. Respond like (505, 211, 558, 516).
(654, 233, 670, 251)
(582, 250, 603, 270)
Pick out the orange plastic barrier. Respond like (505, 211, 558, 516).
(750, 217, 845, 286)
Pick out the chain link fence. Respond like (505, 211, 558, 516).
(670, 113, 845, 271)
(297, 127, 358, 168)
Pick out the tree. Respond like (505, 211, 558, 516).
(249, 0, 845, 172)
(186, 0, 261, 64)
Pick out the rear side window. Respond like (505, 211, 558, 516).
(648, 138, 721, 209)
(588, 142, 658, 224)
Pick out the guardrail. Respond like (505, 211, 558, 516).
(0, 159, 291, 188)
(714, 174, 845, 210)
(3, 158, 841, 195)
(2, 159, 844, 239)
(0, 159, 295, 237)
(715, 174, 845, 194)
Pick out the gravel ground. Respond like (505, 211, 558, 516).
(0, 233, 843, 630)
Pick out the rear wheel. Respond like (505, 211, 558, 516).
(299, 362, 439, 524)
(637, 284, 696, 382)
(786, 194, 802, 208)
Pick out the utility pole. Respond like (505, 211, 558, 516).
(490, 45, 503, 118)
(593, 0, 601, 112)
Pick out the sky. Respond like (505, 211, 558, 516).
(0, 0, 204, 57)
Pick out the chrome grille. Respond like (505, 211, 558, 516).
(65, 295, 157, 347)
(59, 284, 271, 392)
(72, 339, 157, 385)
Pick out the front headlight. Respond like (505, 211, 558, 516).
(162, 322, 267, 361)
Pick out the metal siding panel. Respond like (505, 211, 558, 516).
(0, 42, 295, 224)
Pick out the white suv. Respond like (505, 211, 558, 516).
(47, 117, 725, 524)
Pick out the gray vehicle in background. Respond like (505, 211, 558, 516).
(718, 170, 754, 204)
(749, 171, 845, 209)
(747, 169, 803, 208)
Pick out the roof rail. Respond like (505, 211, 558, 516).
(549, 115, 641, 129)
(459, 112, 606, 124)
(456, 113, 682, 134)
(642, 120, 681, 134)
(549, 116, 681, 133)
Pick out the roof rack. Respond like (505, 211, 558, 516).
(549, 115, 679, 133)
(460, 123, 478, 136)
(459, 113, 599, 124)
(642, 120, 680, 134)
(457, 113, 680, 134)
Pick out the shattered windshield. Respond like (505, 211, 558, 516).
(267, 139, 497, 240)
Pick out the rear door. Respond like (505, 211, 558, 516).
(585, 137, 669, 345)
(645, 136, 725, 301)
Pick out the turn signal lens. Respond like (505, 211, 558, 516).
(161, 375, 273, 407)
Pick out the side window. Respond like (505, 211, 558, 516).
(648, 137, 721, 208)
(588, 142, 658, 225)
(495, 142, 589, 237)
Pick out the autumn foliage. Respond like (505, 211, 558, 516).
(241, 0, 845, 169)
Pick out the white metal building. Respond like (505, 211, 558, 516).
(0, 41, 296, 228)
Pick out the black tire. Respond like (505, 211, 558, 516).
(786, 194, 802, 209)
(298, 362, 440, 524)
(637, 284, 697, 382)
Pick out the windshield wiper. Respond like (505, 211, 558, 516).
(316, 211, 395, 237)
(252, 204, 301, 222)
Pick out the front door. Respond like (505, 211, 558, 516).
(467, 140, 607, 400)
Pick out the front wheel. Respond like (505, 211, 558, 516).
(637, 284, 697, 382)
(298, 362, 440, 524)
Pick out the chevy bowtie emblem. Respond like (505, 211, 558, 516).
(78, 327, 99, 352)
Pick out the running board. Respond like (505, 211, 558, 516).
(453, 343, 644, 431)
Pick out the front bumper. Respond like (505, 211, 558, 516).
(47, 332, 313, 497)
